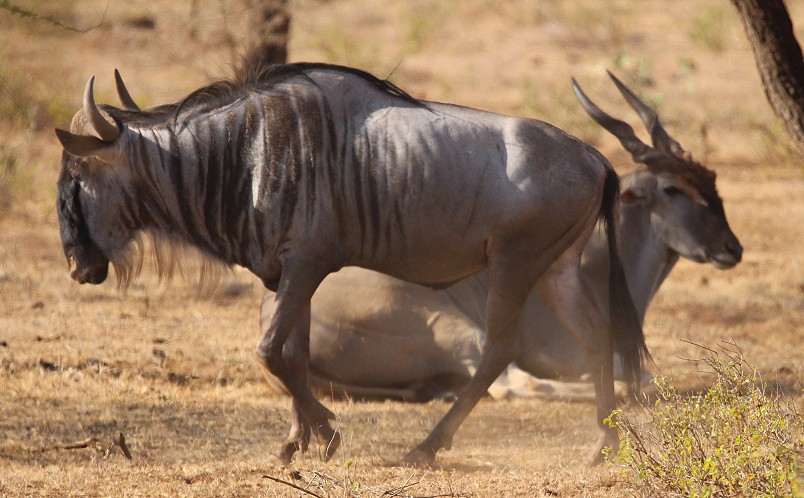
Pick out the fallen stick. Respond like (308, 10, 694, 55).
(262, 474, 324, 498)
(58, 437, 96, 450)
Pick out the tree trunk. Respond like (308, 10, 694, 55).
(240, 0, 290, 68)
(731, 0, 804, 160)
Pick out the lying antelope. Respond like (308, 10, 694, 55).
(55, 62, 646, 466)
(260, 71, 742, 403)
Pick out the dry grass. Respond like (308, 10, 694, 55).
(0, 0, 802, 496)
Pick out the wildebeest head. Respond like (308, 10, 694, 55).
(54, 76, 136, 285)
(573, 72, 742, 269)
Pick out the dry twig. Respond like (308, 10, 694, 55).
(0, 0, 108, 32)
(262, 474, 325, 498)
(57, 437, 96, 450)
(116, 432, 132, 459)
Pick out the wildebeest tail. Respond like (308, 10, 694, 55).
(600, 164, 650, 399)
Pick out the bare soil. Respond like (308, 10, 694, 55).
(0, 1, 802, 496)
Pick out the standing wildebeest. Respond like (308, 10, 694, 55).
(260, 73, 742, 403)
(54, 63, 647, 465)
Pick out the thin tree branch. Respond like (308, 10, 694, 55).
(0, 0, 108, 33)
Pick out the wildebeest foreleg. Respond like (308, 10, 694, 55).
(282, 399, 311, 462)
(278, 309, 313, 462)
(282, 305, 341, 461)
(256, 255, 339, 464)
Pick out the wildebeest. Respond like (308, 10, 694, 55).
(259, 72, 744, 401)
(54, 62, 647, 465)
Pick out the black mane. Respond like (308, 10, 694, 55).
(180, 62, 425, 120)
(105, 62, 425, 130)
(235, 62, 420, 105)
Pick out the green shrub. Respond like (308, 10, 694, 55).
(688, 8, 727, 52)
(403, 9, 434, 54)
(613, 50, 654, 89)
(0, 145, 15, 215)
(749, 118, 801, 167)
(607, 346, 803, 497)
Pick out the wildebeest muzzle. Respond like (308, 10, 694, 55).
(57, 168, 110, 285)
(67, 244, 109, 284)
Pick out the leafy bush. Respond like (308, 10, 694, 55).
(607, 346, 803, 497)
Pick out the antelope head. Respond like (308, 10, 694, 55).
(572, 71, 742, 269)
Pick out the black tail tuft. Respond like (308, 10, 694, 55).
(600, 165, 651, 399)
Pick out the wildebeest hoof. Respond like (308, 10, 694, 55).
(277, 441, 299, 465)
(588, 431, 619, 467)
(321, 430, 341, 461)
(402, 444, 437, 466)
(588, 447, 607, 467)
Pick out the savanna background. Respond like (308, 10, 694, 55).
(0, 0, 802, 496)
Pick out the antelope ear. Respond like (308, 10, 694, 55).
(621, 186, 649, 204)
(55, 128, 116, 158)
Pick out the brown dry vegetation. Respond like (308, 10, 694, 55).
(0, 0, 802, 496)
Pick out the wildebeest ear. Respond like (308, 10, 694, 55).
(55, 128, 116, 158)
(621, 186, 649, 204)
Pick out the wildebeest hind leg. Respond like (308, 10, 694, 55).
(403, 257, 547, 465)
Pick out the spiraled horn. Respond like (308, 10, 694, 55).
(114, 69, 141, 111)
(606, 70, 685, 157)
(571, 77, 663, 166)
(83, 76, 120, 142)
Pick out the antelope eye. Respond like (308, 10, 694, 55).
(663, 186, 682, 196)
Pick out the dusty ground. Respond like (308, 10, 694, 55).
(0, 0, 802, 496)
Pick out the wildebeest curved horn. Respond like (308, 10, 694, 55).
(606, 70, 685, 157)
(571, 77, 664, 166)
(114, 69, 141, 111)
(83, 76, 120, 142)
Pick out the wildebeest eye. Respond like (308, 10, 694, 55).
(69, 160, 82, 180)
(663, 186, 682, 197)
